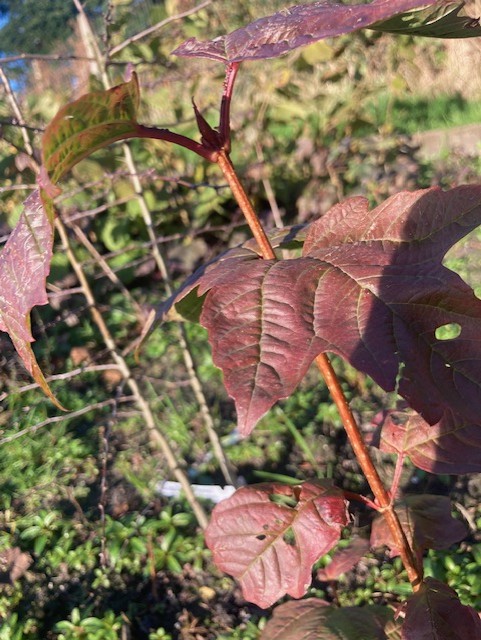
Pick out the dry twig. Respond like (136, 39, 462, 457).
(76, 1, 238, 488)
(107, 1, 212, 58)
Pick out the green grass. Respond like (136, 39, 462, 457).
(367, 92, 481, 134)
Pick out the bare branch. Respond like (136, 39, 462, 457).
(0, 66, 36, 159)
(0, 120, 44, 133)
(68, 221, 146, 321)
(0, 53, 96, 65)
(55, 216, 209, 529)
(108, 1, 212, 58)
(0, 183, 38, 194)
(0, 364, 123, 403)
(0, 396, 135, 445)
(61, 196, 133, 222)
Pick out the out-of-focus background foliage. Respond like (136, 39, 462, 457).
(0, 1, 480, 638)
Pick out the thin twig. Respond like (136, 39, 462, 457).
(75, 5, 237, 488)
(0, 184, 38, 194)
(73, 0, 110, 86)
(55, 216, 208, 529)
(69, 221, 146, 321)
(0, 120, 44, 133)
(0, 66, 36, 160)
(61, 196, 134, 222)
(47, 286, 84, 298)
(107, 1, 212, 58)
(0, 396, 135, 445)
(98, 391, 118, 568)
(0, 364, 123, 403)
(255, 143, 284, 230)
(0, 53, 96, 65)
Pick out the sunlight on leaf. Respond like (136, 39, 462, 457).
(173, 0, 473, 63)
(162, 186, 481, 436)
(205, 481, 348, 608)
(42, 73, 140, 183)
(371, 2, 481, 38)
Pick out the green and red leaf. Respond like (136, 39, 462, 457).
(42, 73, 140, 183)
(0, 75, 142, 401)
(205, 481, 348, 608)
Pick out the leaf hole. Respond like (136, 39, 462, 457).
(283, 529, 296, 546)
(256, 534, 267, 541)
(435, 323, 461, 341)
(268, 493, 298, 508)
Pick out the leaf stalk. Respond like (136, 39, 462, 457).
(135, 124, 216, 161)
(216, 150, 277, 260)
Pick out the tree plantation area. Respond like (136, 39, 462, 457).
(1, 1, 481, 638)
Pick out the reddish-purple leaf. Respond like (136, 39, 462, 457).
(163, 186, 481, 436)
(317, 537, 370, 581)
(0, 191, 63, 407)
(377, 409, 481, 474)
(173, 0, 443, 63)
(371, 495, 467, 557)
(205, 481, 348, 609)
(401, 578, 481, 639)
(199, 257, 327, 433)
(261, 598, 332, 640)
(261, 598, 393, 640)
(160, 224, 308, 324)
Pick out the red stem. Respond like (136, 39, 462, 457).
(219, 62, 240, 152)
(216, 149, 423, 591)
(315, 353, 422, 588)
(135, 124, 217, 162)
(343, 490, 380, 511)
(217, 150, 276, 260)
